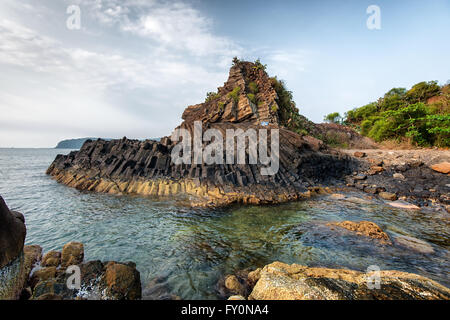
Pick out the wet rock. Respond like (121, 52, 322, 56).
(387, 201, 420, 210)
(30, 267, 57, 289)
(105, 262, 142, 300)
(431, 162, 450, 174)
(61, 242, 84, 268)
(0, 196, 26, 268)
(327, 221, 391, 244)
(394, 235, 434, 254)
(41, 251, 61, 267)
(247, 268, 262, 287)
(379, 192, 398, 201)
(225, 275, 246, 296)
(247, 262, 450, 300)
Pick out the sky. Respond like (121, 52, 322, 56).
(0, 0, 449, 148)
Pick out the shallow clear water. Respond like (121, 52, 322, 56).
(0, 148, 449, 299)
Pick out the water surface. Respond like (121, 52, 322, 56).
(0, 148, 448, 299)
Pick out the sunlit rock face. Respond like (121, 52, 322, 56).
(47, 61, 357, 206)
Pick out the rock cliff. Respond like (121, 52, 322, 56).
(47, 61, 357, 206)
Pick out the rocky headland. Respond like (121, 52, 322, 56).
(46, 61, 358, 207)
(46, 61, 450, 211)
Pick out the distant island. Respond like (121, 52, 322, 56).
(55, 138, 108, 149)
(55, 137, 161, 149)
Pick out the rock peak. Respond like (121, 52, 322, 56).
(181, 60, 280, 126)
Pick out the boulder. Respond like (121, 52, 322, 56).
(430, 162, 450, 174)
(0, 196, 26, 268)
(327, 221, 391, 244)
(248, 262, 450, 300)
(61, 242, 84, 268)
(354, 151, 366, 158)
(224, 275, 246, 296)
(41, 250, 61, 267)
(379, 192, 397, 201)
(105, 262, 142, 300)
(30, 267, 57, 289)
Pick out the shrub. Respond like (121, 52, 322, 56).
(247, 93, 257, 104)
(324, 112, 342, 124)
(248, 82, 259, 94)
(228, 86, 241, 103)
(205, 91, 220, 103)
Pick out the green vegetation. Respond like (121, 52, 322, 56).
(205, 91, 220, 103)
(270, 76, 315, 135)
(247, 93, 257, 104)
(218, 102, 225, 112)
(248, 81, 259, 94)
(324, 112, 343, 124)
(228, 86, 241, 104)
(342, 81, 450, 147)
(253, 59, 267, 71)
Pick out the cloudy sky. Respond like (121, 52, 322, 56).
(0, 0, 449, 147)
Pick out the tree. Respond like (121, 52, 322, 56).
(324, 112, 343, 124)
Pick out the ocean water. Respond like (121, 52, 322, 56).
(0, 148, 449, 299)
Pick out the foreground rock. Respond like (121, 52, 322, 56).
(237, 262, 450, 300)
(28, 243, 141, 300)
(0, 196, 28, 299)
(47, 61, 357, 207)
(0, 196, 26, 269)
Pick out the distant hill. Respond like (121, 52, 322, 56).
(55, 137, 161, 149)
(55, 138, 98, 149)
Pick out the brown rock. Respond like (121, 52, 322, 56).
(30, 267, 57, 288)
(225, 275, 245, 295)
(430, 162, 450, 174)
(41, 251, 61, 267)
(247, 268, 262, 287)
(379, 192, 397, 201)
(0, 196, 26, 268)
(248, 262, 450, 300)
(105, 262, 141, 300)
(34, 293, 63, 300)
(354, 151, 366, 158)
(228, 295, 246, 300)
(328, 221, 391, 244)
(61, 242, 84, 268)
(368, 166, 384, 175)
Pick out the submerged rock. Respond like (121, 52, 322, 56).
(327, 221, 391, 245)
(394, 235, 435, 254)
(245, 262, 450, 300)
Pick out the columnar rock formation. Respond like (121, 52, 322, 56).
(47, 61, 357, 206)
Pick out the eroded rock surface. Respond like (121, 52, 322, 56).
(240, 262, 450, 300)
(47, 61, 357, 206)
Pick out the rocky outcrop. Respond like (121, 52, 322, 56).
(342, 149, 450, 209)
(232, 262, 450, 300)
(0, 196, 28, 299)
(0, 196, 26, 268)
(47, 61, 357, 206)
(28, 243, 141, 300)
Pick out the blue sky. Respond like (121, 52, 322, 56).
(0, 0, 449, 147)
